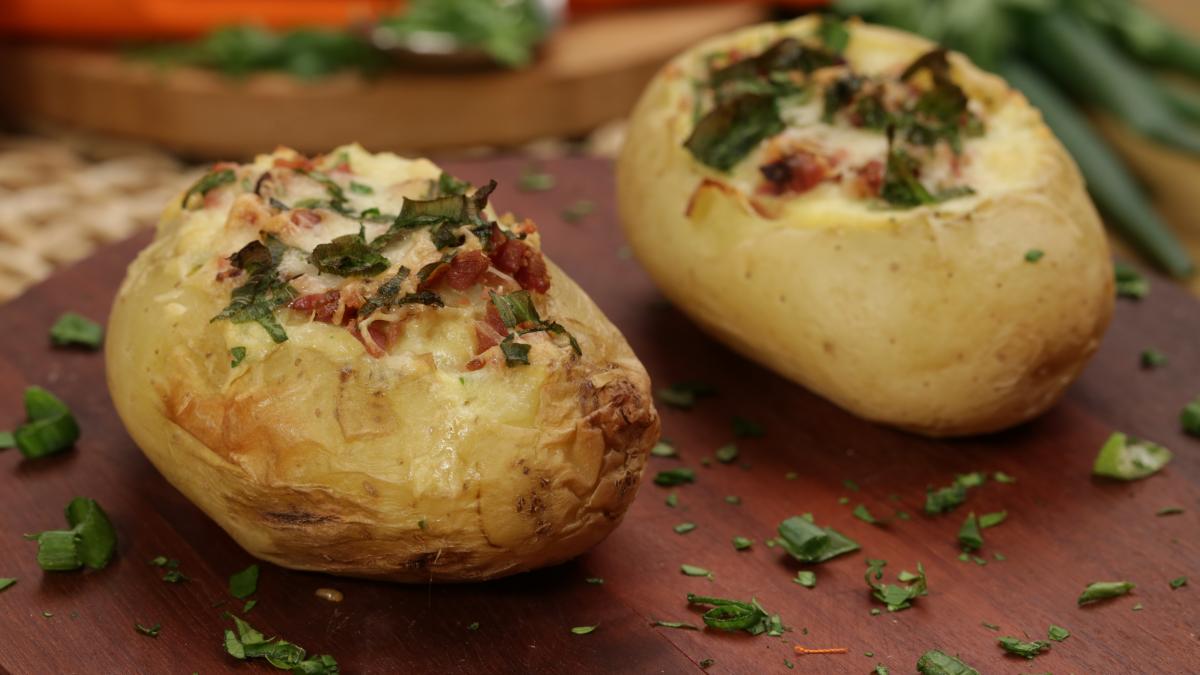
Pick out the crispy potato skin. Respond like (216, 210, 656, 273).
(617, 18, 1113, 436)
(106, 148, 658, 581)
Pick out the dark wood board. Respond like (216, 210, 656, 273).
(0, 157, 1197, 675)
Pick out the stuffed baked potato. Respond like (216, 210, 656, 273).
(617, 17, 1113, 436)
(107, 145, 658, 581)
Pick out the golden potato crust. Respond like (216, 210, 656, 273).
(107, 145, 658, 581)
(617, 18, 1113, 436)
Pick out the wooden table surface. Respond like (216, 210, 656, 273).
(0, 158, 1197, 674)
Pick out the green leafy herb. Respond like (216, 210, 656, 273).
(1024, 249, 1044, 263)
(467, 621, 480, 631)
(654, 468, 695, 487)
(955, 472, 985, 488)
(674, 522, 697, 535)
(651, 620, 700, 630)
(655, 382, 716, 409)
(223, 615, 337, 673)
(6, 386, 80, 459)
(377, 0, 549, 68)
(229, 346, 247, 368)
(650, 441, 677, 458)
(562, 199, 595, 223)
(213, 237, 297, 342)
(1140, 349, 1167, 368)
(1156, 507, 1183, 516)
(681, 564, 713, 579)
(229, 564, 260, 599)
(732, 416, 764, 438)
(865, 559, 927, 612)
(1132, 603, 1144, 611)
(873, 666, 889, 675)
(1078, 580, 1135, 605)
(1093, 432, 1172, 480)
(1182, 397, 1200, 437)
(181, 169, 236, 208)
(924, 482, 968, 515)
(665, 493, 678, 507)
(993, 471, 1016, 484)
(852, 504, 879, 524)
(685, 94, 785, 171)
(487, 290, 581, 365)
(135, 622, 161, 637)
(27, 497, 116, 571)
(585, 577, 604, 585)
(979, 511, 1007, 528)
(570, 625, 597, 635)
(699, 659, 715, 668)
(1047, 625, 1070, 641)
(243, 600, 257, 613)
(0, 578, 15, 592)
(49, 313, 103, 349)
(714, 444, 739, 464)
(1170, 576, 1187, 589)
(817, 14, 850, 53)
(837, 496, 850, 505)
(518, 166, 555, 192)
(997, 637, 1050, 659)
(982, 621, 1000, 631)
(348, 181, 373, 195)
(309, 229, 390, 277)
(724, 495, 741, 505)
(958, 513, 983, 551)
(793, 570, 816, 588)
(1114, 262, 1149, 299)
(686, 594, 782, 635)
(775, 514, 860, 563)
(916, 650, 979, 675)
(436, 172, 471, 197)
(162, 570, 188, 584)
(732, 536, 753, 551)
(881, 137, 934, 207)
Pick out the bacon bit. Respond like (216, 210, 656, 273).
(273, 157, 314, 171)
(328, 161, 352, 174)
(852, 160, 885, 199)
(465, 356, 487, 371)
(759, 150, 831, 196)
(289, 291, 345, 324)
(489, 237, 550, 293)
(290, 209, 322, 228)
(444, 250, 490, 291)
(474, 303, 508, 354)
(793, 646, 849, 655)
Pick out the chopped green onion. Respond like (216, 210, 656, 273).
(793, 570, 816, 588)
(49, 313, 103, 349)
(1078, 580, 1135, 605)
(570, 625, 597, 635)
(10, 387, 80, 459)
(654, 468, 695, 487)
(229, 564, 259, 599)
(997, 636, 1050, 659)
(1047, 625, 1070, 641)
(673, 522, 696, 535)
(1093, 432, 1171, 480)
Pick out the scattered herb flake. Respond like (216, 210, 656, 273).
(1170, 576, 1187, 589)
(1140, 349, 1167, 369)
(724, 495, 742, 505)
(957, 513, 983, 551)
(1093, 432, 1171, 480)
(1047, 625, 1070, 641)
(655, 382, 716, 409)
(714, 444, 739, 464)
(243, 600, 257, 613)
(793, 570, 816, 588)
(0, 578, 15, 592)
(1132, 603, 1144, 611)
(654, 468, 696, 487)
(838, 496, 850, 505)
(1114, 262, 1148, 299)
(775, 515, 860, 563)
(229, 564, 259, 599)
(732, 536, 753, 551)
(162, 570, 188, 583)
(9, 386, 80, 459)
(562, 199, 595, 223)
(993, 471, 1016, 484)
(49, 313, 103, 349)
(686, 594, 781, 635)
(467, 621, 480, 631)
(1078, 580, 1135, 605)
(843, 479, 860, 492)
(135, 622, 161, 637)
(865, 559, 927, 612)
(651, 620, 700, 630)
(978, 511, 1007, 528)
(665, 493, 678, 508)
(222, 615, 337, 672)
(993, 552, 1006, 561)
(570, 625, 597, 635)
(27, 497, 116, 571)
(873, 666, 889, 675)
(1156, 507, 1184, 516)
(1024, 249, 1044, 263)
(650, 441, 678, 458)
(586, 578, 604, 585)
(916, 650, 979, 675)
(924, 482, 967, 515)
(955, 472, 986, 488)
(348, 181, 373, 195)
(982, 622, 1000, 631)
(1182, 397, 1200, 437)
(852, 504, 879, 525)
(997, 636, 1050, 659)
(681, 564, 713, 579)
(674, 522, 697, 535)
(518, 166, 555, 192)
(700, 658, 715, 668)
(229, 346, 247, 368)
(732, 416, 764, 438)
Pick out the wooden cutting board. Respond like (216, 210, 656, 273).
(0, 157, 1197, 674)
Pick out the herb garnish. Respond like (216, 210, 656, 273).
(685, 93, 785, 171)
(654, 468, 695, 486)
(348, 181, 373, 195)
(793, 570, 816, 588)
(229, 346, 247, 368)
(1156, 506, 1183, 516)
(181, 169, 236, 208)
(1078, 580, 1135, 605)
(1182, 397, 1200, 436)
(309, 228, 390, 277)
(135, 622, 162, 637)
(650, 441, 677, 458)
(681, 564, 713, 579)
(916, 650, 979, 675)
(993, 471, 1016, 484)
(997, 636, 1050, 659)
(1093, 432, 1172, 480)
(1047, 625, 1070, 641)
(150, 556, 187, 583)
(5, 386, 80, 459)
(585, 578, 604, 585)
(979, 511, 1007, 528)
(957, 513, 983, 551)
(518, 166, 555, 192)
(1024, 249, 1044, 263)
(436, 172, 471, 197)
(229, 564, 260, 599)
(49, 313, 104, 349)
(686, 594, 784, 636)
(775, 514, 860, 563)
(714, 444, 739, 464)
(488, 290, 581, 366)
(852, 504, 880, 525)
(674, 522, 697, 535)
(562, 200, 595, 223)
(1170, 576, 1187, 589)
(1140, 349, 1167, 368)
(732, 416, 764, 438)
(732, 536, 753, 551)
(223, 615, 338, 673)
(26, 497, 116, 571)
(570, 625, 597, 635)
(924, 481, 968, 515)
(865, 559, 927, 612)
(1114, 262, 1148, 299)
(213, 236, 297, 343)
(817, 15, 849, 54)
(656, 382, 716, 409)
(0, 578, 15, 592)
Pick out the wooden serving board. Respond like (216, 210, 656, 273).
(1, 157, 1198, 674)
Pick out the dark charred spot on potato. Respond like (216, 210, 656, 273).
(339, 367, 353, 383)
(262, 510, 339, 526)
(823, 340, 836, 356)
(580, 376, 658, 452)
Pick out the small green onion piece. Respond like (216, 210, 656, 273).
(1093, 432, 1171, 480)
(49, 313, 104, 349)
(1047, 625, 1070, 641)
(570, 625, 596, 635)
(793, 570, 816, 588)
(1078, 580, 1135, 605)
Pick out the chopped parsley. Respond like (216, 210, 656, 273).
(26, 497, 116, 571)
(229, 346, 247, 368)
(229, 564, 260, 599)
(1170, 576, 1188, 589)
(957, 513, 983, 551)
(1024, 249, 1044, 263)
(924, 481, 968, 515)
(1140, 349, 1167, 368)
(916, 650, 979, 675)
(865, 559, 927, 612)
(732, 416, 764, 438)
(793, 570, 816, 588)
(654, 468, 695, 487)
(223, 615, 338, 673)
(585, 578, 604, 585)
(852, 504, 880, 525)
(1093, 432, 1172, 480)
(1182, 397, 1200, 436)
(243, 600, 257, 613)
(1077, 580, 1135, 605)
(981, 622, 1000, 631)
(0, 578, 15, 592)
(1047, 625, 1070, 641)
(665, 493, 678, 507)
(993, 471, 1016, 484)
(979, 511, 1007, 528)
(686, 594, 783, 636)
(1156, 506, 1184, 516)
(724, 495, 741, 505)
(518, 166, 555, 192)
(650, 441, 677, 458)
(181, 168, 236, 208)
(308, 228, 390, 277)
(655, 382, 716, 409)
(775, 514, 860, 563)
(674, 522, 697, 535)
(49, 313, 104, 349)
(348, 181, 373, 195)
(562, 200, 595, 223)
(842, 478, 861, 492)
(685, 93, 785, 171)
(732, 536, 753, 551)
(570, 625, 597, 635)
(714, 444, 739, 464)
(997, 636, 1050, 659)
(213, 236, 297, 343)
(5, 386, 80, 459)
(436, 172, 471, 197)
(488, 290, 581, 366)
(1114, 262, 1149, 299)
(817, 14, 850, 53)
(651, 620, 700, 630)
(135, 622, 162, 637)
(467, 621, 480, 631)
(681, 564, 713, 579)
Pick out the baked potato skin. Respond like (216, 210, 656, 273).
(107, 146, 658, 581)
(618, 18, 1113, 436)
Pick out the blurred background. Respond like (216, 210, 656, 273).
(0, 0, 1197, 302)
